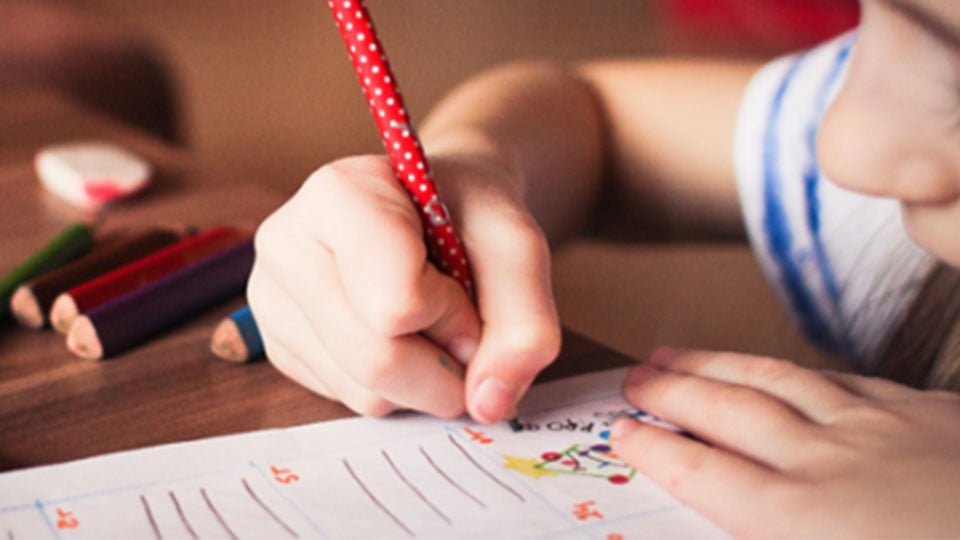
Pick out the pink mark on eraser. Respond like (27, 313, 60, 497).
(35, 142, 152, 210)
(83, 180, 135, 203)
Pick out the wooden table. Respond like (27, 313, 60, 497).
(0, 90, 637, 473)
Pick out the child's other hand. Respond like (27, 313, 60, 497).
(247, 154, 560, 422)
(610, 348, 960, 538)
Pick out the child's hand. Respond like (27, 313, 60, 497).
(610, 348, 960, 538)
(247, 154, 561, 422)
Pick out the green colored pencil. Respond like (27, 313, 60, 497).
(1, 222, 95, 319)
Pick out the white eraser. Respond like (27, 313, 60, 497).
(35, 142, 152, 209)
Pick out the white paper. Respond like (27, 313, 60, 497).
(0, 368, 727, 539)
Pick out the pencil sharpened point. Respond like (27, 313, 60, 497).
(67, 316, 104, 360)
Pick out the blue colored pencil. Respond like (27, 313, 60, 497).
(210, 304, 264, 363)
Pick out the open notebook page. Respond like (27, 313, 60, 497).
(0, 367, 727, 539)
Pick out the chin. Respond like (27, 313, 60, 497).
(902, 204, 960, 268)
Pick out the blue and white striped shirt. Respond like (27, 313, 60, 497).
(734, 33, 935, 370)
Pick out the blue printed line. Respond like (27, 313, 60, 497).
(34, 500, 59, 540)
(762, 53, 839, 352)
(0, 504, 36, 514)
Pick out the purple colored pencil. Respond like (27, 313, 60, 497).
(67, 238, 254, 360)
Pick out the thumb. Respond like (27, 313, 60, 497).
(464, 221, 562, 424)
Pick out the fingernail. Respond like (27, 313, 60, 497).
(648, 346, 683, 367)
(472, 377, 516, 424)
(626, 364, 659, 386)
(447, 336, 478, 364)
(610, 417, 640, 439)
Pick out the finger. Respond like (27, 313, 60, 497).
(621, 363, 816, 467)
(248, 267, 399, 416)
(297, 158, 480, 360)
(818, 370, 920, 402)
(254, 215, 468, 418)
(648, 348, 862, 423)
(462, 210, 561, 424)
(609, 417, 786, 539)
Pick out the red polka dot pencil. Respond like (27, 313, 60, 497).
(326, 1, 522, 423)
(326, 0, 474, 296)
(50, 226, 247, 333)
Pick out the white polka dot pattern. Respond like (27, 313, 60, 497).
(327, 0, 474, 297)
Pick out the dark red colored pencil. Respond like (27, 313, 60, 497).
(11, 228, 183, 329)
(67, 238, 254, 360)
(50, 226, 246, 333)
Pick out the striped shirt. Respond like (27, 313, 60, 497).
(734, 32, 935, 370)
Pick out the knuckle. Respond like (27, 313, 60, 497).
(835, 403, 907, 431)
(434, 399, 467, 420)
(659, 443, 713, 497)
(295, 158, 371, 212)
(674, 445, 710, 479)
(303, 155, 397, 206)
(351, 342, 404, 390)
(742, 355, 799, 384)
(719, 384, 764, 410)
(302, 159, 356, 193)
(927, 389, 960, 405)
(361, 288, 430, 336)
(496, 322, 562, 370)
(345, 394, 397, 417)
(245, 266, 273, 314)
(490, 215, 549, 261)
(252, 213, 280, 255)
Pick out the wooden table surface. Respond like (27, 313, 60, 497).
(0, 90, 635, 473)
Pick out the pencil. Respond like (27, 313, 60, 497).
(326, 0, 473, 295)
(67, 238, 255, 360)
(210, 305, 264, 363)
(10, 228, 183, 329)
(1, 222, 94, 320)
(50, 225, 246, 333)
(323, 2, 529, 425)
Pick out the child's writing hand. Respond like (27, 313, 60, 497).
(610, 348, 960, 538)
(248, 154, 560, 422)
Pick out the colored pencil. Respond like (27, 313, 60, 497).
(10, 228, 183, 329)
(50, 225, 246, 333)
(326, 0, 473, 296)
(1, 222, 94, 319)
(67, 238, 255, 360)
(210, 305, 264, 363)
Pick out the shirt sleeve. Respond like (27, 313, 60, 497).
(733, 32, 936, 370)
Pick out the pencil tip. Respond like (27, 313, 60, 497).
(210, 318, 248, 363)
(10, 286, 44, 329)
(50, 293, 79, 334)
(67, 316, 103, 360)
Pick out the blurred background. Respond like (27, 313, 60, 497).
(1, 0, 858, 196)
(0, 0, 859, 364)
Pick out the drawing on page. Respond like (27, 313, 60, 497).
(504, 442, 635, 485)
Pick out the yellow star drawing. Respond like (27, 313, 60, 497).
(503, 455, 558, 479)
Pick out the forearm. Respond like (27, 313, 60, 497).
(579, 59, 757, 242)
(421, 62, 605, 246)
(421, 58, 760, 245)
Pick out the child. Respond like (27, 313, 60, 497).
(248, 0, 960, 535)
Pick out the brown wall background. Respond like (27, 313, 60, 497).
(71, 1, 659, 195)
(54, 1, 825, 365)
